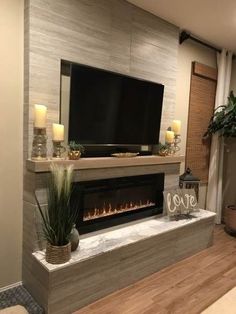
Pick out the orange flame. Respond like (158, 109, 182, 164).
(84, 199, 155, 221)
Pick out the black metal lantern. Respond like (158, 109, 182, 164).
(179, 168, 200, 200)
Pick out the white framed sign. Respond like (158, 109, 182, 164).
(163, 188, 199, 217)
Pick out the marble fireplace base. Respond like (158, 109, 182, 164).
(28, 210, 215, 314)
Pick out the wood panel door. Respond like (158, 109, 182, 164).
(186, 62, 217, 183)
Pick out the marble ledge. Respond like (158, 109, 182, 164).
(26, 155, 185, 173)
(33, 209, 216, 272)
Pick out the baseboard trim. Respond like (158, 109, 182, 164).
(0, 281, 22, 293)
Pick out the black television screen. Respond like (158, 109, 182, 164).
(68, 63, 164, 145)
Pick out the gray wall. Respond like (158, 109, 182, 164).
(24, 0, 179, 156)
(223, 138, 236, 209)
(222, 60, 236, 210)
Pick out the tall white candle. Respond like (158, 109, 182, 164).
(172, 120, 181, 135)
(165, 130, 175, 144)
(34, 104, 47, 128)
(52, 123, 64, 141)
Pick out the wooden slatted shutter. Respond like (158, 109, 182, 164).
(185, 62, 217, 183)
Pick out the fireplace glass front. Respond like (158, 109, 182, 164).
(72, 173, 164, 234)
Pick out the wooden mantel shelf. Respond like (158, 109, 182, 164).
(26, 155, 185, 173)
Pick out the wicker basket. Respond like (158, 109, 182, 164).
(224, 205, 236, 236)
(46, 242, 71, 264)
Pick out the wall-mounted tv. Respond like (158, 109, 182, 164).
(67, 62, 164, 148)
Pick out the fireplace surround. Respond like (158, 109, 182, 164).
(24, 155, 205, 314)
(73, 173, 164, 234)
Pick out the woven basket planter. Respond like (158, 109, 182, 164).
(46, 242, 71, 264)
(224, 205, 236, 236)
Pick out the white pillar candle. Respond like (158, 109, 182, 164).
(172, 120, 181, 135)
(165, 130, 175, 144)
(34, 104, 47, 128)
(52, 123, 64, 141)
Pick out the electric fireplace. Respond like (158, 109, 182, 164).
(72, 173, 164, 234)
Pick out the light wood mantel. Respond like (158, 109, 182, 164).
(26, 155, 185, 173)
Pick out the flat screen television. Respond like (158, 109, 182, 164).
(68, 63, 164, 148)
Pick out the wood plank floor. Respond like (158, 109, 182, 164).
(74, 226, 236, 314)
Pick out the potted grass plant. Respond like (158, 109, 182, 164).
(35, 164, 78, 264)
(68, 141, 85, 160)
(204, 91, 236, 234)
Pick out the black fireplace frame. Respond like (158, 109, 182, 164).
(72, 173, 164, 234)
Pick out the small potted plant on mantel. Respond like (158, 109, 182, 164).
(68, 141, 85, 160)
(35, 164, 78, 264)
(156, 142, 169, 156)
(204, 91, 236, 234)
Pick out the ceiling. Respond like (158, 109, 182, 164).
(127, 0, 236, 53)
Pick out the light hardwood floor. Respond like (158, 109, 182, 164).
(74, 226, 236, 314)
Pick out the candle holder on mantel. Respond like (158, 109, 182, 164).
(173, 134, 181, 154)
(31, 127, 47, 160)
(166, 135, 181, 156)
(52, 141, 66, 159)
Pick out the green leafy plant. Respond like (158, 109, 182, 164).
(157, 142, 169, 156)
(68, 141, 85, 154)
(157, 142, 169, 150)
(35, 164, 78, 246)
(204, 91, 236, 138)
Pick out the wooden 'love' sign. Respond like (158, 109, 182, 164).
(163, 189, 199, 216)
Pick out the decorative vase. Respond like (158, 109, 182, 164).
(45, 242, 71, 264)
(224, 205, 236, 236)
(69, 224, 80, 252)
(68, 150, 81, 160)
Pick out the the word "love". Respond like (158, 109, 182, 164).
(167, 192, 197, 213)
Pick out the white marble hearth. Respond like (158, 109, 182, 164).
(33, 209, 215, 272)
(29, 208, 215, 313)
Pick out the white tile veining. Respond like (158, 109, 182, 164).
(33, 209, 215, 272)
